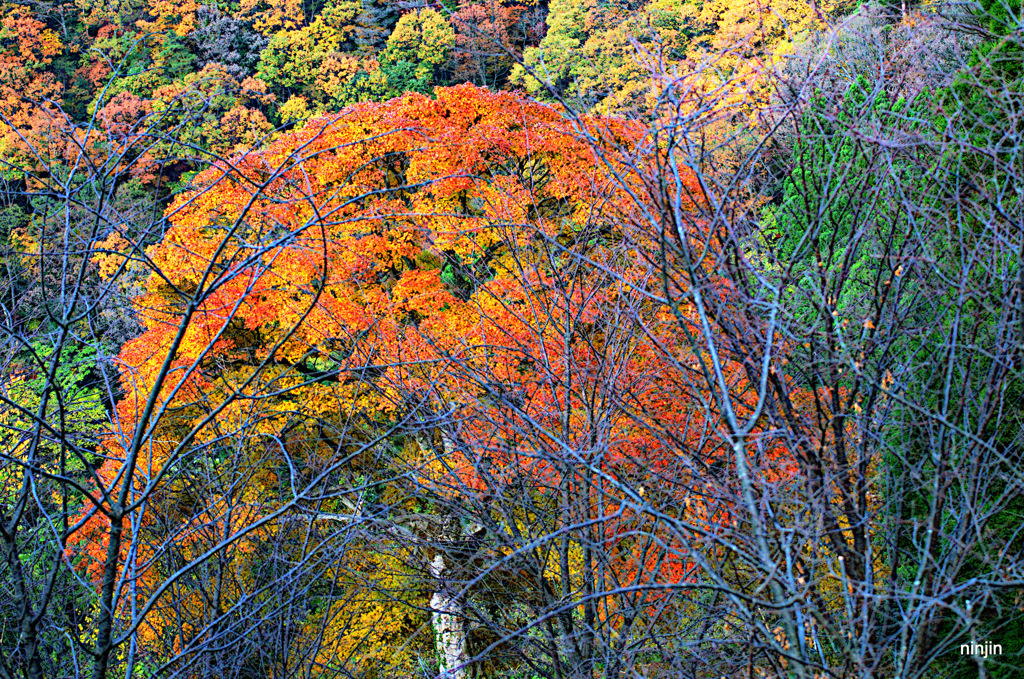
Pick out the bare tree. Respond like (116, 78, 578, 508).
(544, 2, 1024, 677)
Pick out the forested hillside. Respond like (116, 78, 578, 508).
(1, 0, 1022, 677)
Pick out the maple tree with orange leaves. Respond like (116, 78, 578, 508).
(59, 83, 800, 678)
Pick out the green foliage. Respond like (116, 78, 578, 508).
(381, 58, 433, 96)
(331, 64, 389, 105)
(378, 8, 454, 95)
(320, 0, 362, 31)
(86, 30, 158, 100)
(973, 0, 1023, 80)
(943, 0, 1023, 178)
(156, 34, 198, 80)
(511, 0, 585, 96)
(0, 204, 28, 245)
(0, 341, 105, 497)
(772, 76, 925, 332)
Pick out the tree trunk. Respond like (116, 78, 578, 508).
(429, 553, 469, 679)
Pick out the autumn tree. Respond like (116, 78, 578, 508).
(0, 3, 64, 169)
(34, 81, 767, 679)
(0, 92, 163, 679)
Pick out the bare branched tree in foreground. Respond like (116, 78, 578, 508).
(554, 3, 1024, 677)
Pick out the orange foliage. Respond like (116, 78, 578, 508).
(68, 85, 801, 660)
(134, 0, 200, 37)
(0, 4, 64, 167)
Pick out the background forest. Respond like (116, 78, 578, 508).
(1, 0, 1023, 677)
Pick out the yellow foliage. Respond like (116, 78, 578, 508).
(239, 0, 304, 35)
(300, 548, 432, 677)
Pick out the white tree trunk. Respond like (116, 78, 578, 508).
(429, 553, 468, 679)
